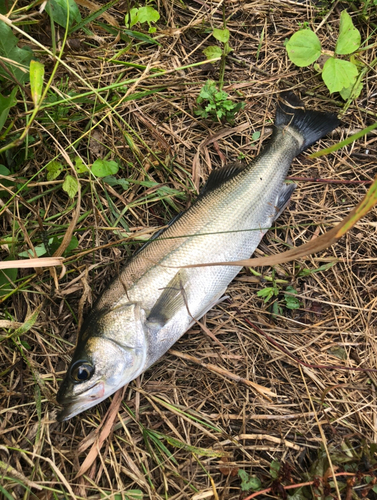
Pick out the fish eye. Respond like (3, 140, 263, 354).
(70, 361, 94, 383)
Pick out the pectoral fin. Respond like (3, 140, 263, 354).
(273, 183, 297, 221)
(147, 270, 188, 326)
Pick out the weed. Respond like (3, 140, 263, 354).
(238, 469, 262, 492)
(286, 10, 364, 100)
(195, 79, 245, 123)
(254, 269, 301, 316)
(125, 5, 160, 34)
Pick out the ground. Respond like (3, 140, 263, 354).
(1, 0, 377, 499)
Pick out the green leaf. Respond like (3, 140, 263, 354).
(18, 243, 47, 258)
(30, 60, 44, 106)
(64, 235, 79, 255)
(126, 7, 140, 28)
(335, 10, 361, 55)
(74, 156, 89, 174)
(126, 6, 159, 27)
(0, 20, 33, 83)
(213, 28, 229, 43)
(0, 266, 17, 297)
(286, 29, 321, 67)
(198, 80, 217, 101)
(91, 159, 119, 177)
(322, 57, 358, 94)
(136, 6, 160, 24)
(252, 131, 261, 141)
(238, 470, 261, 492)
(203, 45, 222, 61)
(298, 262, 335, 277)
(0, 165, 10, 175)
(257, 286, 276, 302)
(270, 460, 281, 479)
(339, 79, 363, 100)
(0, 87, 17, 132)
(46, 160, 64, 181)
(45, 0, 82, 29)
(62, 174, 78, 198)
(102, 175, 129, 189)
(284, 286, 301, 310)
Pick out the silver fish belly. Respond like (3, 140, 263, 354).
(56, 93, 339, 421)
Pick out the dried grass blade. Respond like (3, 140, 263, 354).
(0, 257, 64, 269)
(170, 349, 276, 399)
(75, 386, 125, 478)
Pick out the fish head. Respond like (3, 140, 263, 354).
(56, 302, 147, 421)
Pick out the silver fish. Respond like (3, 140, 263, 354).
(56, 93, 339, 421)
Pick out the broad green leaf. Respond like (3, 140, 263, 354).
(0, 266, 17, 296)
(286, 29, 321, 67)
(257, 287, 276, 302)
(18, 243, 47, 258)
(102, 175, 129, 189)
(213, 28, 229, 43)
(136, 6, 160, 24)
(74, 156, 89, 174)
(238, 470, 261, 492)
(339, 79, 363, 100)
(126, 6, 159, 27)
(45, 0, 82, 29)
(62, 174, 79, 198)
(252, 131, 261, 141)
(126, 7, 139, 28)
(335, 10, 361, 55)
(30, 60, 44, 106)
(0, 87, 17, 132)
(64, 235, 79, 254)
(203, 45, 222, 61)
(0, 165, 10, 175)
(91, 159, 119, 177)
(0, 20, 33, 83)
(322, 57, 358, 93)
(270, 460, 281, 479)
(46, 160, 64, 181)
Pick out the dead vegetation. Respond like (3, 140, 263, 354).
(1, 0, 377, 499)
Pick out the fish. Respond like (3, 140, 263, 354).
(56, 92, 339, 421)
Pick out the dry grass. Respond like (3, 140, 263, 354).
(1, 0, 377, 499)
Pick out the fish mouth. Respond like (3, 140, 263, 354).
(56, 381, 106, 422)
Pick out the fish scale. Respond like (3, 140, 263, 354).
(56, 93, 339, 421)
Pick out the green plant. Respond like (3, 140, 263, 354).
(286, 10, 363, 100)
(195, 79, 245, 123)
(125, 5, 160, 34)
(238, 469, 262, 492)
(203, 26, 233, 90)
(46, 157, 120, 198)
(256, 270, 301, 316)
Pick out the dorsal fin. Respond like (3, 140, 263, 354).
(201, 163, 246, 195)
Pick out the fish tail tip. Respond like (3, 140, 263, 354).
(275, 91, 340, 151)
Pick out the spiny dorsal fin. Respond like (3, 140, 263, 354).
(201, 163, 246, 195)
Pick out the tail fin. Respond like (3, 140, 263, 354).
(275, 92, 340, 153)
